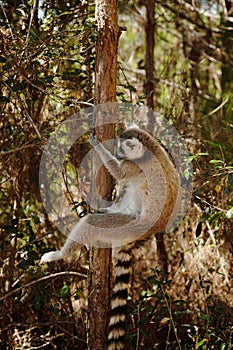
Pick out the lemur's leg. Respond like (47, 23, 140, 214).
(40, 218, 87, 263)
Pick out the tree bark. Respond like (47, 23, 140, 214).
(145, 0, 156, 111)
(221, 0, 233, 92)
(88, 1, 120, 349)
(94, 0, 120, 104)
(145, 0, 169, 272)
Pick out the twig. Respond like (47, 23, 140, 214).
(0, 143, 41, 155)
(3, 74, 94, 107)
(0, 271, 87, 302)
(0, 2, 15, 41)
(206, 221, 230, 285)
(203, 97, 229, 119)
(25, 0, 37, 48)
(195, 195, 226, 213)
(161, 285, 182, 350)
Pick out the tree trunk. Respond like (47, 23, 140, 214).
(145, 0, 168, 272)
(88, 1, 120, 349)
(221, 0, 233, 92)
(145, 0, 156, 111)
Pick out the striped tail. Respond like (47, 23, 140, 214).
(108, 244, 133, 350)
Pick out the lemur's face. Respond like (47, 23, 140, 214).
(117, 137, 145, 160)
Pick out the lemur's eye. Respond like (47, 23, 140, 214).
(125, 140, 135, 148)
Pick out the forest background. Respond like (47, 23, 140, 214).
(0, 0, 233, 349)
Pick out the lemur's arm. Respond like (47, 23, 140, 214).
(89, 134, 124, 180)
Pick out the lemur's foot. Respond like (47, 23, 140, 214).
(40, 250, 63, 263)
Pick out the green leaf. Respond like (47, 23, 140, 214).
(58, 11, 73, 16)
(188, 153, 209, 162)
(196, 152, 209, 156)
(228, 174, 233, 186)
(197, 338, 207, 347)
(206, 140, 224, 149)
(209, 159, 223, 163)
(126, 84, 137, 92)
(29, 27, 39, 39)
(32, 214, 41, 224)
(59, 284, 70, 298)
(183, 168, 190, 180)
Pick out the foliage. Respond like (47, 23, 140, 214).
(0, 1, 94, 348)
(128, 268, 233, 349)
(0, 0, 233, 349)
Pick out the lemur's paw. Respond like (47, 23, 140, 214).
(89, 133, 99, 147)
(40, 251, 63, 263)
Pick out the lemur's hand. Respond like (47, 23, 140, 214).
(89, 133, 99, 147)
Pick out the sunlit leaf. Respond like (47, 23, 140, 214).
(59, 284, 70, 298)
(209, 159, 223, 163)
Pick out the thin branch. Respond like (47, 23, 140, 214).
(25, 109, 45, 140)
(219, 0, 228, 21)
(0, 271, 87, 302)
(203, 97, 229, 119)
(16, 70, 94, 106)
(2, 74, 94, 107)
(206, 221, 230, 285)
(195, 196, 226, 213)
(158, 0, 221, 33)
(0, 143, 42, 156)
(25, 0, 37, 47)
(0, 2, 15, 41)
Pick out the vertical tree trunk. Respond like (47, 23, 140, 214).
(145, 0, 168, 273)
(94, 0, 120, 104)
(145, 0, 155, 111)
(221, 0, 233, 92)
(88, 1, 120, 349)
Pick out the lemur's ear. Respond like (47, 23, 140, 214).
(137, 142, 144, 153)
(131, 137, 139, 144)
(125, 138, 139, 146)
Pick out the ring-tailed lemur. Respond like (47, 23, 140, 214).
(40, 128, 179, 350)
